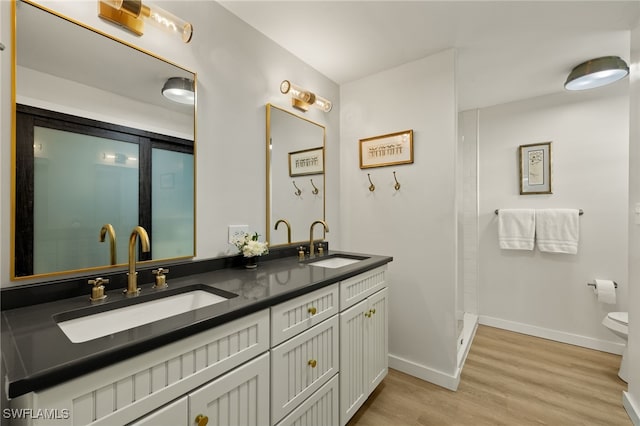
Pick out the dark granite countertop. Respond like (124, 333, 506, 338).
(1, 250, 392, 398)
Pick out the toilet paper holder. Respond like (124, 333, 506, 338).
(587, 281, 617, 289)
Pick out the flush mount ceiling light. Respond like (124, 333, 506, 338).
(162, 77, 195, 105)
(99, 0, 193, 43)
(564, 56, 629, 91)
(280, 80, 332, 112)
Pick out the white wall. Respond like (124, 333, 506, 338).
(0, 0, 341, 286)
(459, 110, 479, 315)
(624, 19, 640, 425)
(477, 89, 630, 353)
(340, 50, 460, 389)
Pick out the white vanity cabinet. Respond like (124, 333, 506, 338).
(11, 309, 270, 426)
(7, 262, 391, 426)
(269, 284, 340, 426)
(339, 266, 388, 426)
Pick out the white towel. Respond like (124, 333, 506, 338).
(535, 209, 580, 254)
(498, 209, 535, 250)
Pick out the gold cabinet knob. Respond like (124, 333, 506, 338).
(308, 306, 317, 315)
(308, 359, 317, 368)
(370, 308, 376, 315)
(195, 414, 208, 426)
(364, 311, 371, 318)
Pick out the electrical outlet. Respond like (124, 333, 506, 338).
(228, 225, 249, 243)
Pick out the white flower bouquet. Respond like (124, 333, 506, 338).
(232, 232, 269, 258)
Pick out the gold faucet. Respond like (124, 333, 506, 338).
(309, 220, 329, 257)
(275, 219, 292, 244)
(126, 226, 150, 296)
(99, 224, 117, 265)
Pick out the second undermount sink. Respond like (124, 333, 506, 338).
(307, 254, 369, 269)
(55, 285, 235, 343)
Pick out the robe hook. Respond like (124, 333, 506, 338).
(367, 174, 375, 192)
(310, 179, 319, 195)
(292, 181, 302, 196)
(393, 171, 401, 190)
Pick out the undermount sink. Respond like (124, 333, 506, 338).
(307, 254, 369, 269)
(55, 286, 235, 343)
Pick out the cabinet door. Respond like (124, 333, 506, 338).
(271, 315, 339, 425)
(189, 352, 269, 426)
(365, 287, 388, 392)
(275, 374, 339, 426)
(129, 396, 188, 426)
(339, 299, 368, 426)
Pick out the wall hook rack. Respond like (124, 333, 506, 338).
(310, 179, 319, 195)
(292, 181, 302, 196)
(367, 174, 376, 192)
(393, 171, 401, 191)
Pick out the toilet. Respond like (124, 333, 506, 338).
(602, 311, 629, 382)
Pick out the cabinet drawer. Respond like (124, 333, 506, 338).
(271, 315, 339, 425)
(129, 396, 187, 425)
(339, 265, 387, 310)
(275, 373, 339, 426)
(271, 284, 339, 346)
(14, 309, 270, 426)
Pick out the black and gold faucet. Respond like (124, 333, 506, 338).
(125, 226, 150, 297)
(309, 220, 329, 257)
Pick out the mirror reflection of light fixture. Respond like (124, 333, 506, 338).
(162, 77, 195, 105)
(280, 80, 332, 112)
(103, 152, 138, 164)
(99, 0, 193, 43)
(564, 56, 629, 91)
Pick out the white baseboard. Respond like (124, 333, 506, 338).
(479, 315, 625, 355)
(624, 391, 640, 425)
(389, 354, 460, 391)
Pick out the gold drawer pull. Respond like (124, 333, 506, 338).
(195, 414, 209, 426)
(308, 306, 317, 315)
(308, 359, 317, 368)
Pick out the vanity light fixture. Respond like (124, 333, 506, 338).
(280, 80, 332, 112)
(162, 77, 195, 105)
(564, 56, 629, 91)
(99, 0, 193, 43)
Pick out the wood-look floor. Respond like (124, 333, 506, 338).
(348, 325, 630, 426)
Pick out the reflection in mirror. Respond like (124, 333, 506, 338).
(12, 1, 196, 279)
(266, 104, 325, 247)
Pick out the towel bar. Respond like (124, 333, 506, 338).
(587, 281, 617, 289)
(494, 209, 583, 215)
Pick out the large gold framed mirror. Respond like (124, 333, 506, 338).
(11, 0, 196, 280)
(266, 104, 326, 247)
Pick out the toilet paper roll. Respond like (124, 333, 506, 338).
(593, 279, 616, 304)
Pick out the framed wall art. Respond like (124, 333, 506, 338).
(359, 129, 413, 169)
(289, 146, 324, 177)
(519, 141, 552, 195)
